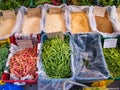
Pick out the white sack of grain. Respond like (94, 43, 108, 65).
(90, 6, 120, 37)
(67, 5, 94, 34)
(0, 6, 24, 40)
(21, 6, 42, 34)
(43, 4, 67, 33)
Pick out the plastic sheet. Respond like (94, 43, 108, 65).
(71, 33, 110, 82)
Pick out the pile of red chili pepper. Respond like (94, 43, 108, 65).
(9, 45, 37, 79)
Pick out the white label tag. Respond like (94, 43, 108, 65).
(103, 38, 117, 48)
(47, 31, 64, 40)
(16, 39, 33, 49)
(94, 6, 106, 17)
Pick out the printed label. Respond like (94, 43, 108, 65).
(15, 35, 33, 49)
(103, 38, 117, 48)
(94, 6, 106, 17)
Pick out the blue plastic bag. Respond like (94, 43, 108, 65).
(0, 83, 24, 90)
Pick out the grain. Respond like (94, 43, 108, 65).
(71, 12, 91, 34)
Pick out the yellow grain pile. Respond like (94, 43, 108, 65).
(71, 12, 91, 34)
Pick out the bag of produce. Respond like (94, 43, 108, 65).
(18, 6, 42, 34)
(71, 33, 110, 82)
(0, 39, 10, 78)
(102, 35, 120, 79)
(91, 6, 120, 37)
(2, 34, 40, 84)
(0, 6, 24, 40)
(43, 4, 67, 33)
(38, 32, 74, 90)
(67, 5, 94, 34)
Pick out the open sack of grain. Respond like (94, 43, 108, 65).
(67, 5, 94, 34)
(2, 34, 40, 84)
(91, 6, 120, 37)
(71, 33, 110, 82)
(43, 4, 67, 33)
(38, 32, 75, 90)
(19, 6, 42, 34)
(0, 7, 24, 40)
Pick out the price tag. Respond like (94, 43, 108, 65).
(2, 10, 16, 19)
(27, 8, 41, 18)
(47, 31, 64, 41)
(16, 39, 33, 49)
(15, 34, 33, 49)
(103, 38, 117, 48)
(94, 6, 106, 17)
(48, 8, 62, 14)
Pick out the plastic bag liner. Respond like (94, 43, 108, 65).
(0, 83, 24, 90)
(90, 6, 120, 38)
(66, 5, 96, 34)
(42, 4, 68, 33)
(108, 6, 120, 32)
(38, 32, 75, 90)
(0, 6, 25, 40)
(71, 32, 110, 82)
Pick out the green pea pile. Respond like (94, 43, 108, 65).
(42, 36, 71, 78)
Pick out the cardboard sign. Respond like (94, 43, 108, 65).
(94, 6, 106, 17)
(15, 35, 33, 49)
(48, 8, 62, 14)
(27, 8, 41, 18)
(2, 10, 15, 19)
(47, 31, 64, 40)
(103, 38, 117, 48)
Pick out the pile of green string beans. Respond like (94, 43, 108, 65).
(42, 36, 72, 78)
(103, 47, 120, 78)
